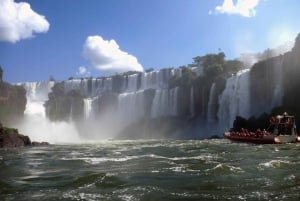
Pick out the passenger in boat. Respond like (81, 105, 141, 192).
(255, 129, 261, 138)
(282, 112, 289, 124)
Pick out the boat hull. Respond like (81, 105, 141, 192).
(224, 132, 299, 144)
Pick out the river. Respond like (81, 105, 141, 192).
(1, 139, 300, 200)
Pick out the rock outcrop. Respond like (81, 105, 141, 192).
(0, 122, 31, 148)
(0, 122, 49, 148)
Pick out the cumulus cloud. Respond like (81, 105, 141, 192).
(83, 35, 143, 73)
(76, 66, 90, 77)
(0, 0, 49, 43)
(210, 0, 260, 17)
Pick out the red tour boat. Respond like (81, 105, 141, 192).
(224, 113, 300, 144)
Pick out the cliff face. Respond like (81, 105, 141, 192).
(44, 82, 84, 122)
(249, 33, 300, 117)
(0, 81, 27, 124)
(250, 55, 284, 116)
(281, 34, 300, 115)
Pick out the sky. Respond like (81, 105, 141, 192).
(0, 0, 300, 82)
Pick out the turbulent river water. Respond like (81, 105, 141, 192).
(1, 139, 300, 201)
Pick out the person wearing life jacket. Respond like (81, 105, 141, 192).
(282, 112, 293, 134)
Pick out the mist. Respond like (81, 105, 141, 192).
(18, 100, 81, 144)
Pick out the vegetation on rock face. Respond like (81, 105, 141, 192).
(45, 82, 84, 121)
(0, 68, 27, 124)
(169, 52, 244, 119)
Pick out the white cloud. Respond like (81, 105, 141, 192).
(76, 66, 90, 76)
(0, 0, 49, 43)
(210, 0, 260, 17)
(83, 35, 143, 73)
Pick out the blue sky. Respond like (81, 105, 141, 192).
(1, 0, 300, 82)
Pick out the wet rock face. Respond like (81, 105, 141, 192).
(0, 129, 31, 148)
(0, 130, 50, 148)
(0, 123, 49, 148)
(0, 123, 27, 148)
(31, 141, 50, 146)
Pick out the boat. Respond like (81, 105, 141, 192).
(224, 113, 300, 144)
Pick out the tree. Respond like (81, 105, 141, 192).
(193, 52, 226, 78)
(224, 60, 244, 75)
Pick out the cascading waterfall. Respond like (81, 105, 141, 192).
(169, 87, 179, 116)
(17, 82, 81, 143)
(118, 91, 145, 127)
(207, 83, 216, 123)
(217, 69, 250, 131)
(150, 87, 178, 118)
(83, 98, 93, 120)
(126, 74, 138, 92)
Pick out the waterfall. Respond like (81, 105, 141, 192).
(151, 89, 167, 118)
(64, 78, 113, 96)
(217, 69, 250, 131)
(118, 91, 145, 126)
(207, 83, 217, 123)
(83, 98, 93, 120)
(17, 81, 81, 143)
(151, 87, 178, 118)
(126, 74, 138, 92)
(169, 87, 178, 116)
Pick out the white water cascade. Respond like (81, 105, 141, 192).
(151, 87, 178, 118)
(217, 69, 251, 131)
(207, 83, 217, 124)
(17, 82, 81, 143)
(118, 91, 145, 127)
(83, 98, 93, 120)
